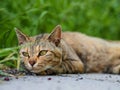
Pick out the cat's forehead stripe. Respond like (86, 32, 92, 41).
(35, 34, 44, 41)
(36, 45, 40, 51)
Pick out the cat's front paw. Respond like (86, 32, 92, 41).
(46, 69, 55, 75)
(39, 69, 55, 75)
(112, 65, 120, 74)
(40, 71, 47, 75)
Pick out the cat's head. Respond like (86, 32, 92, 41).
(15, 25, 62, 74)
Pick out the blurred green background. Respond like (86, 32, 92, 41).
(0, 0, 120, 69)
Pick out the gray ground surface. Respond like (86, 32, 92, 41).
(0, 74, 120, 90)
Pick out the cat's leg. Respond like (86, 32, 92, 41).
(38, 70, 55, 75)
(47, 59, 84, 74)
(60, 59, 84, 74)
(112, 65, 120, 74)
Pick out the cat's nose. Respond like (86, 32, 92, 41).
(29, 60, 36, 66)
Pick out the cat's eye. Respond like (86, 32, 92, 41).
(22, 52, 29, 57)
(38, 50, 48, 56)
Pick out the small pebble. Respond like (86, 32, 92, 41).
(116, 80, 120, 83)
(109, 75, 112, 78)
(79, 77, 83, 80)
(4, 77, 10, 81)
(57, 81, 61, 83)
(76, 77, 83, 81)
(48, 78, 52, 80)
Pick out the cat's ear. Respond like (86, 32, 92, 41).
(47, 25, 62, 46)
(15, 28, 30, 45)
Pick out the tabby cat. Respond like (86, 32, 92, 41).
(15, 25, 120, 75)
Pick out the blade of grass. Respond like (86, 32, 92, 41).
(0, 70, 14, 77)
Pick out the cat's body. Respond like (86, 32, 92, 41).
(62, 32, 120, 73)
(16, 25, 120, 75)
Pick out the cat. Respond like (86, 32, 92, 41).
(15, 25, 120, 75)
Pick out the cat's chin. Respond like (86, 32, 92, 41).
(25, 64, 55, 75)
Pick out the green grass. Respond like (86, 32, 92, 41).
(0, 0, 120, 69)
(0, 47, 20, 70)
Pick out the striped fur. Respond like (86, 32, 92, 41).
(16, 25, 120, 75)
